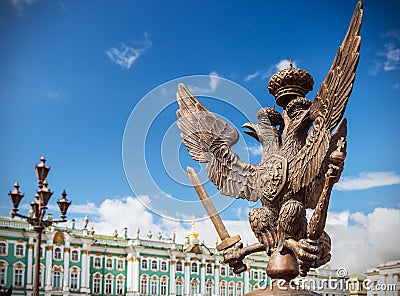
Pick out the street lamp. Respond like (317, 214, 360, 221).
(8, 156, 71, 296)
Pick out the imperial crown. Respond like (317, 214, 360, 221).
(268, 62, 314, 108)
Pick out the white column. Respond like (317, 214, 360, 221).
(184, 256, 190, 296)
(63, 242, 70, 292)
(26, 238, 34, 289)
(214, 260, 220, 296)
(169, 254, 176, 295)
(132, 252, 140, 295)
(45, 243, 53, 291)
(80, 243, 88, 293)
(126, 253, 134, 295)
(200, 257, 206, 295)
(244, 266, 250, 294)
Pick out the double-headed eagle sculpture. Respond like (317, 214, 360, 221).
(176, 2, 362, 279)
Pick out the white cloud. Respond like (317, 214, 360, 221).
(187, 71, 220, 94)
(381, 43, 400, 71)
(275, 59, 297, 71)
(106, 33, 152, 69)
(335, 171, 400, 191)
(247, 144, 263, 156)
(245, 59, 297, 82)
(370, 31, 400, 75)
(244, 71, 261, 82)
(326, 207, 400, 274)
(47, 89, 60, 99)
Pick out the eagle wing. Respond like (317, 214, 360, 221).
(176, 83, 257, 200)
(290, 1, 363, 197)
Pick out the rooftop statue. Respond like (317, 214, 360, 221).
(176, 1, 362, 293)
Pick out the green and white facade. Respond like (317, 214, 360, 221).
(0, 217, 269, 295)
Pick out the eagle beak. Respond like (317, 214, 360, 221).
(242, 122, 260, 142)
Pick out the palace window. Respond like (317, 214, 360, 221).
(93, 275, 101, 294)
(94, 257, 102, 268)
(160, 276, 168, 295)
(161, 261, 167, 271)
(150, 277, 158, 295)
(71, 250, 79, 261)
(0, 242, 7, 255)
(176, 280, 183, 296)
(116, 275, 124, 295)
(236, 282, 243, 296)
(54, 247, 62, 260)
(176, 260, 183, 272)
(228, 267, 234, 277)
(190, 280, 199, 294)
(151, 259, 158, 270)
(140, 275, 148, 295)
(141, 258, 148, 270)
(0, 261, 8, 286)
(53, 270, 62, 291)
(220, 281, 226, 296)
(191, 262, 198, 273)
(15, 244, 24, 257)
(14, 268, 23, 287)
(70, 270, 78, 290)
(220, 266, 226, 276)
(228, 283, 234, 296)
(206, 263, 213, 274)
(205, 280, 213, 296)
(39, 246, 43, 258)
(106, 258, 113, 269)
(253, 270, 259, 280)
(117, 259, 124, 270)
(105, 275, 113, 295)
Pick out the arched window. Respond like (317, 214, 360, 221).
(13, 264, 24, 287)
(140, 275, 148, 295)
(105, 274, 113, 294)
(94, 257, 101, 268)
(15, 244, 24, 257)
(93, 273, 102, 294)
(151, 259, 158, 270)
(0, 242, 7, 255)
(176, 260, 183, 272)
(150, 277, 158, 295)
(253, 270, 259, 280)
(116, 275, 124, 295)
(176, 279, 183, 296)
(236, 282, 242, 296)
(53, 270, 62, 291)
(190, 279, 199, 294)
(70, 268, 79, 290)
(206, 263, 213, 274)
(228, 282, 234, 296)
(220, 266, 226, 276)
(54, 247, 62, 260)
(220, 281, 226, 296)
(161, 261, 167, 271)
(160, 276, 168, 295)
(0, 261, 8, 286)
(205, 280, 213, 296)
(71, 250, 79, 261)
(106, 258, 113, 269)
(141, 258, 148, 270)
(191, 262, 198, 273)
(117, 259, 124, 270)
(228, 267, 234, 277)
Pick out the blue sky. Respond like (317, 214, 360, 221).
(0, 0, 399, 273)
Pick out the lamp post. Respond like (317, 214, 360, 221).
(8, 156, 71, 296)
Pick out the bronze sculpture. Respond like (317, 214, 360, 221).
(176, 1, 362, 293)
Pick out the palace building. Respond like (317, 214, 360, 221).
(0, 216, 270, 296)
